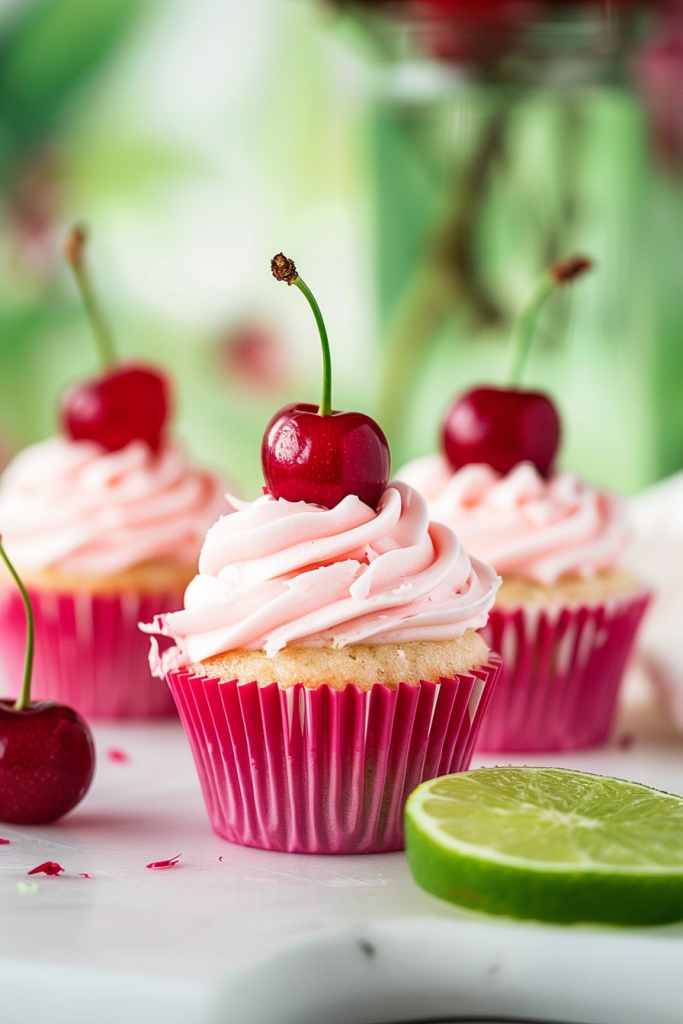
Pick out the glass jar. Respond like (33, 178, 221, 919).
(335, 0, 683, 493)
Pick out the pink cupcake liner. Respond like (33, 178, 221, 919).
(476, 593, 650, 753)
(167, 655, 501, 854)
(0, 587, 182, 720)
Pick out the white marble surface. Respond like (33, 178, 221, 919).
(0, 694, 682, 1023)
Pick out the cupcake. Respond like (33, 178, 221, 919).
(0, 227, 228, 719)
(144, 481, 500, 853)
(397, 257, 649, 752)
(141, 254, 501, 854)
(0, 438, 227, 718)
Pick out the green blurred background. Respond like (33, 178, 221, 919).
(0, 0, 682, 498)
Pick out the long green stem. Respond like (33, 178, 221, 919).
(293, 276, 332, 416)
(64, 226, 117, 368)
(0, 540, 34, 712)
(271, 254, 332, 416)
(507, 271, 555, 386)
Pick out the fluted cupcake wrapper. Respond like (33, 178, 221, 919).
(476, 593, 650, 753)
(167, 655, 501, 855)
(0, 587, 181, 720)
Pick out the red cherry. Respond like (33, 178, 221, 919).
(0, 538, 95, 825)
(441, 385, 560, 479)
(267, 254, 391, 509)
(0, 700, 95, 825)
(61, 363, 170, 453)
(262, 402, 390, 510)
(61, 227, 171, 453)
(440, 256, 593, 479)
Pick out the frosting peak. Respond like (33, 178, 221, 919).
(0, 437, 229, 576)
(396, 455, 629, 584)
(142, 482, 500, 674)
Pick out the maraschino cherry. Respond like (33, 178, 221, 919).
(262, 254, 390, 509)
(0, 539, 95, 825)
(60, 226, 170, 453)
(442, 256, 593, 479)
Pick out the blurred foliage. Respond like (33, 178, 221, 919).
(0, 0, 143, 159)
(0, 0, 145, 452)
(0, 0, 375, 500)
(0, 0, 680, 501)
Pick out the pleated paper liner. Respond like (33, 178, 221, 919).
(476, 592, 650, 753)
(0, 587, 181, 719)
(168, 655, 501, 855)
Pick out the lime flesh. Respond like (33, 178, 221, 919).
(405, 767, 683, 926)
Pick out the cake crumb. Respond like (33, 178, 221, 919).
(190, 631, 490, 691)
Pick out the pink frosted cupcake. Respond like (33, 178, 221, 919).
(141, 252, 501, 854)
(143, 481, 500, 853)
(0, 225, 228, 719)
(0, 437, 227, 719)
(397, 456, 649, 751)
(398, 255, 649, 751)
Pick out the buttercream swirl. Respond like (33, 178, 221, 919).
(396, 456, 629, 584)
(0, 437, 228, 576)
(142, 481, 500, 674)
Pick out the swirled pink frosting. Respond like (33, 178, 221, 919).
(396, 455, 629, 584)
(141, 481, 500, 673)
(0, 437, 229, 575)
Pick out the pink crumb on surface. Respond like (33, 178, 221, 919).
(79, 873, 91, 878)
(146, 854, 181, 870)
(28, 861, 64, 876)
(0, 838, 10, 844)
(106, 748, 130, 763)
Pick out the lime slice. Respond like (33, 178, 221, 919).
(405, 767, 683, 926)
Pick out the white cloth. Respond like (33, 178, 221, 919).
(626, 471, 683, 732)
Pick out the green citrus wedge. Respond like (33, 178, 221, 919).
(405, 767, 683, 926)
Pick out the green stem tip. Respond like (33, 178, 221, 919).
(508, 255, 593, 387)
(0, 538, 34, 712)
(271, 253, 332, 416)
(64, 224, 118, 369)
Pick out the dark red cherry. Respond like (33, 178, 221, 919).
(0, 701, 95, 825)
(61, 226, 171, 454)
(61, 363, 170, 453)
(441, 385, 560, 479)
(267, 253, 391, 509)
(262, 402, 390, 510)
(0, 538, 95, 826)
(440, 256, 591, 478)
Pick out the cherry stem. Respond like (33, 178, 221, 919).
(508, 255, 593, 387)
(64, 225, 117, 369)
(294, 277, 332, 416)
(508, 273, 554, 386)
(271, 254, 331, 416)
(0, 539, 34, 712)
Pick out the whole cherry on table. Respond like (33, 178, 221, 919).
(263, 254, 390, 510)
(441, 256, 593, 479)
(0, 538, 94, 825)
(60, 225, 170, 454)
